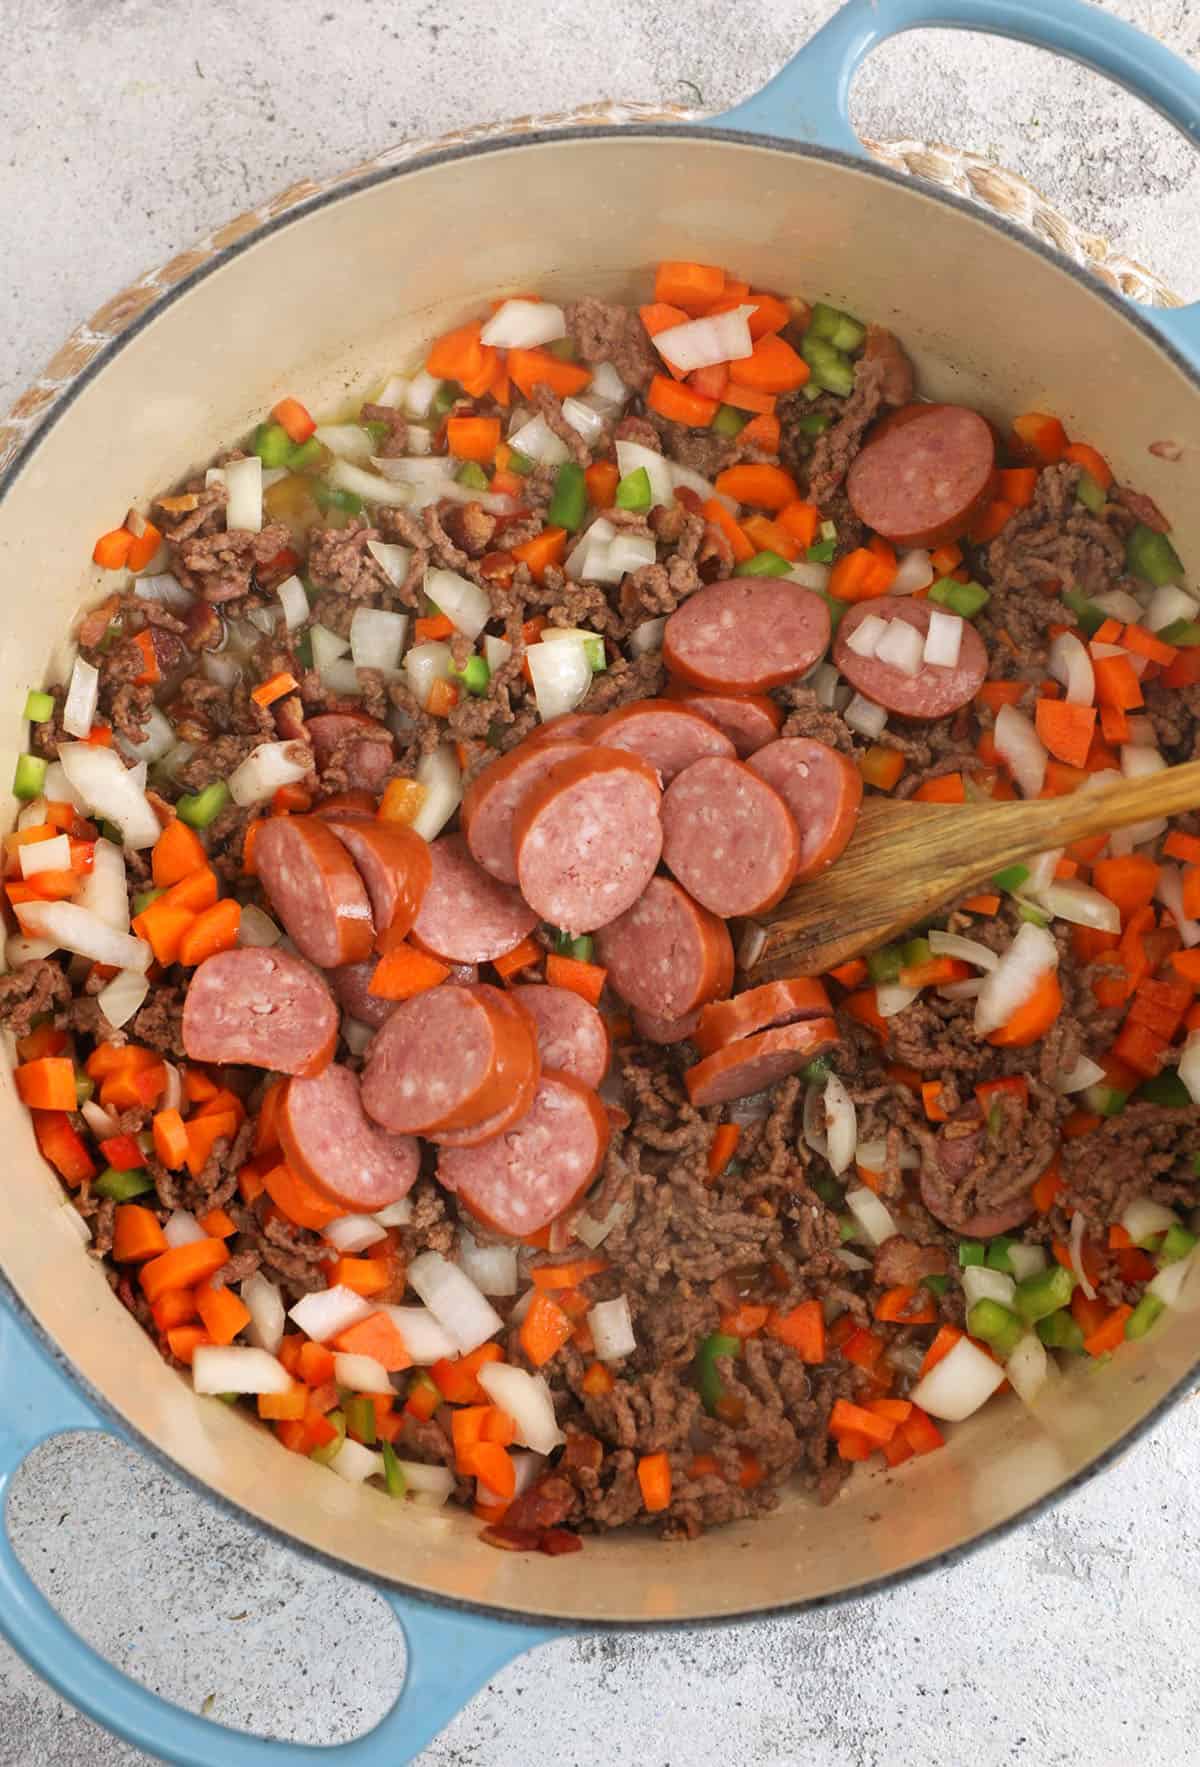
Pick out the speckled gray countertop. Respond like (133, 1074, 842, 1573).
(1, 3, 1198, 1762)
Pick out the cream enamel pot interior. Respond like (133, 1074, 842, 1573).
(1, 0, 1200, 1761)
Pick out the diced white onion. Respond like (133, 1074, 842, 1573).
(97, 967, 149, 1029)
(404, 371, 440, 420)
(377, 1304, 458, 1365)
(80, 1098, 120, 1139)
(844, 693, 888, 739)
(480, 300, 567, 349)
(5, 934, 56, 965)
(929, 930, 999, 971)
(1068, 1211, 1096, 1301)
(1057, 1054, 1106, 1094)
(328, 458, 414, 508)
(1006, 1333, 1053, 1406)
(407, 1250, 502, 1354)
(911, 1335, 1005, 1421)
(19, 833, 71, 878)
(457, 1231, 518, 1296)
(823, 1074, 856, 1174)
(607, 534, 658, 576)
(372, 454, 454, 488)
(835, 1248, 873, 1272)
(237, 904, 282, 948)
(1048, 632, 1095, 705)
(803, 1082, 829, 1157)
(404, 641, 453, 710)
(425, 568, 490, 643)
(528, 636, 592, 722)
(560, 397, 607, 446)
(288, 1285, 371, 1343)
(202, 650, 242, 690)
(339, 1017, 372, 1057)
(652, 306, 754, 374)
(310, 626, 349, 678)
(313, 424, 373, 462)
(193, 1346, 290, 1396)
(134, 571, 194, 612)
(879, 618, 927, 676)
(477, 634, 511, 676)
(922, 610, 963, 671)
(1121, 1196, 1180, 1245)
(228, 740, 310, 808)
(410, 744, 460, 842)
(374, 375, 408, 409)
(1113, 742, 1169, 850)
(392, 1460, 455, 1503)
(329, 1439, 385, 1485)
(164, 1209, 206, 1248)
(365, 541, 413, 590)
(272, 573, 307, 633)
(875, 981, 920, 1017)
(589, 361, 628, 407)
(939, 977, 984, 1000)
(1039, 879, 1121, 932)
(1145, 582, 1199, 632)
(565, 516, 614, 581)
(350, 606, 409, 673)
(325, 1214, 389, 1255)
(784, 561, 832, 592)
(242, 1272, 285, 1354)
(891, 548, 934, 594)
(15, 899, 150, 972)
(477, 1362, 564, 1455)
(807, 662, 840, 709)
(629, 617, 666, 658)
(62, 658, 100, 740)
(1008, 1244, 1048, 1282)
(615, 440, 675, 510)
(1148, 1251, 1200, 1313)
(333, 1351, 395, 1396)
(588, 1295, 636, 1362)
(846, 614, 888, 659)
(117, 704, 176, 766)
(508, 414, 570, 467)
(962, 1265, 1015, 1310)
(973, 920, 1058, 1036)
(574, 1200, 628, 1249)
(224, 456, 263, 533)
(1179, 1032, 1200, 1107)
(844, 1185, 897, 1248)
(1156, 863, 1200, 949)
(373, 1199, 413, 1228)
(1091, 588, 1145, 623)
(994, 703, 1047, 799)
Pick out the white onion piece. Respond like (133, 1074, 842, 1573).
(928, 930, 999, 971)
(1047, 631, 1095, 705)
(994, 704, 1047, 799)
(811, 662, 842, 708)
(224, 456, 263, 532)
(270, 573, 307, 633)
(372, 455, 454, 488)
(236, 904, 282, 949)
(242, 1273, 285, 1354)
(565, 516, 614, 581)
(228, 740, 310, 808)
(410, 743, 461, 842)
(878, 618, 926, 676)
(1156, 864, 1200, 949)
(607, 534, 658, 576)
(192, 1346, 290, 1396)
(404, 642, 453, 710)
(426, 568, 491, 643)
(835, 1248, 873, 1272)
(164, 1209, 206, 1249)
(1091, 587, 1145, 623)
(1145, 582, 1200, 631)
(1020, 848, 1064, 901)
(1006, 1333, 1053, 1406)
(320, 660, 363, 701)
(875, 982, 920, 1017)
(58, 743, 161, 850)
(117, 704, 176, 766)
(373, 1199, 413, 1228)
(339, 1017, 372, 1057)
(1039, 879, 1121, 932)
(456, 1231, 519, 1296)
(477, 1362, 564, 1455)
(80, 1098, 120, 1139)
(329, 1439, 385, 1485)
(1121, 1196, 1179, 1245)
(97, 967, 149, 1029)
(62, 658, 100, 739)
(1068, 1211, 1097, 1301)
(891, 548, 934, 594)
(407, 1250, 502, 1354)
(364, 541, 412, 591)
(134, 571, 194, 612)
(374, 375, 408, 409)
(629, 617, 666, 658)
(575, 1200, 628, 1249)
(615, 439, 674, 510)
(5, 935, 56, 965)
(1008, 1244, 1049, 1282)
(1179, 1032, 1200, 1106)
(350, 607, 408, 673)
(1057, 1053, 1106, 1094)
(19, 833, 71, 878)
(288, 1285, 371, 1343)
(962, 1265, 1016, 1310)
(528, 637, 592, 722)
(328, 458, 414, 507)
(17, 799, 48, 830)
(844, 1186, 897, 1248)
(404, 371, 440, 419)
(590, 361, 628, 406)
(1113, 742, 1169, 850)
(508, 414, 570, 467)
(15, 900, 150, 972)
(846, 614, 888, 659)
(938, 977, 984, 1000)
(652, 306, 754, 373)
(844, 693, 888, 739)
(480, 635, 512, 675)
(910, 1335, 1005, 1421)
(313, 424, 373, 462)
(1148, 1251, 1200, 1313)
(588, 1296, 637, 1362)
(784, 561, 832, 592)
(560, 397, 607, 446)
(333, 1352, 395, 1396)
(480, 299, 567, 348)
(823, 1074, 857, 1174)
(378, 1305, 457, 1365)
(854, 1137, 887, 1170)
(202, 650, 242, 690)
(973, 921, 1058, 1036)
(393, 1460, 455, 1504)
(922, 610, 963, 670)
(671, 462, 726, 508)
(324, 1214, 389, 1255)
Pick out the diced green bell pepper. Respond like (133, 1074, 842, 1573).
(1136, 1068, 1192, 1109)
(287, 436, 326, 472)
(547, 463, 587, 532)
(23, 690, 55, 724)
(1125, 1292, 1165, 1340)
(1062, 587, 1105, 637)
(1014, 1263, 1076, 1323)
(1158, 1223, 1198, 1268)
(735, 550, 793, 579)
(967, 1298, 1025, 1359)
(1036, 1309, 1085, 1352)
(991, 862, 1030, 893)
(928, 577, 990, 618)
(806, 538, 836, 565)
(958, 1240, 986, 1269)
(615, 467, 652, 512)
(94, 1166, 155, 1201)
(867, 944, 904, 985)
(922, 1274, 951, 1297)
(75, 1074, 94, 1107)
(456, 461, 489, 492)
(985, 1237, 1015, 1274)
(253, 422, 293, 469)
(1081, 1082, 1128, 1118)
(12, 754, 47, 800)
(380, 1438, 408, 1499)
(506, 448, 535, 476)
(555, 930, 594, 962)
(1156, 618, 1200, 647)
(800, 1056, 832, 1085)
(800, 335, 855, 397)
(430, 383, 457, 418)
(344, 1394, 377, 1447)
(711, 405, 748, 438)
(1075, 471, 1107, 515)
(1126, 522, 1183, 588)
(694, 1332, 741, 1415)
(313, 482, 363, 516)
(176, 781, 230, 829)
(132, 887, 165, 916)
(808, 302, 866, 354)
(547, 337, 577, 361)
(795, 412, 830, 438)
(450, 655, 490, 697)
(310, 1410, 347, 1465)
(811, 1173, 843, 1208)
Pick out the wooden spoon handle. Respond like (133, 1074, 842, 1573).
(962, 756, 1200, 870)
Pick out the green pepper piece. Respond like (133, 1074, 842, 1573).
(12, 754, 47, 800)
(795, 412, 831, 438)
(176, 780, 230, 830)
(74, 1074, 94, 1107)
(1016, 900, 1051, 928)
(380, 1438, 408, 1499)
(866, 944, 904, 985)
(735, 550, 793, 579)
(547, 337, 577, 361)
(1075, 471, 1107, 515)
(615, 467, 652, 512)
(1061, 587, 1106, 638)
(294, 630, 314, 670)
(1126, 522, 1184, 588)
(694, 1332, 741, 1415)
(967, 1298, 1025, 1358)
(958, 1240, 986, 1268)
(899, 935, 931, 970)
(807, 302, 866, 353)
(547, 463, 588, 533)
(363, 420, 389, 446)
(1081, 1082, 1128, 1118)
(94, 1166, 155, 1201)
(449, 655, 491, 697)
(23, 690, 55, 724)
(1158, 1223, 1198, 1268)
(922, 1273, 951, 1297)
(985, 1236, 1015, 1275)
(838, 1215, 859, 1243)
(800, 335, 855, 397)
(555, 929, 594, 962)
(253, 422, 293, 469)
(811, 1173, 843, 1208)
(344, 1394, 377, 1447)
(928, 577, 990, 619)
(313, 482, 363, 516)
(506, 447, 535, 477)
(1136, 1068, 1191, 1109)
(287, 436, 327, 473)
(1014, 1263, 1076, 1323)
(456, 461, 490, 492)
(991, 862, 1030, 893)
(132, 887, 165, 916)
(806, 537, 836, 564)
(430, 383, 457, 418)
(310, 1410, 347, 1466)
(1156, 618, 1200, 647)
(1036, 1309, 1085, 1352)
(800, 1056, 832, 1085)
(711, 404, 748, 438)
(1125, 1292, 1165, 1341)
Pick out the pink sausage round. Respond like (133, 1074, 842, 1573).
(461, 739, 583, 885)
(845, 404, 996, 548)
(594, 875, 733, 1020)
(667, 691, 783, 758)
(633, 1006, 701, 1045)
(661, 756, 799, 918)
(594, 698, 735, 782)
(748, 738, 863, 880)
(412, 834, 538, 965)
(255, 815, 374, 968)
(328, 959, 396, 1031)
(512, 984, 610, 1089)
(514, 749, 663, 934)
(833, 596, 988, 722)
(280, 1061, 419, 1210)
(181, 947, 338, 1077)
(663, 579, 830, 692)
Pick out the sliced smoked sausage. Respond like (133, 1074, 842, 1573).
(661, 756, 799, 918)
(437, 1069, 610, 1238)
(594, 876, 732, 1020)
(833, 597, 988, 722)
(306, 711, 395, 795)
(412, 834, 538, 965)
(748, 738, 863, 880)
(512, 984, 610, 1090)
(663, 579, 830, 692)
(361, 981, 539, 1136)
(594, 699, 734, 782)
(684, 1018, 840, 1108)
(694, 977, 833, 1057)
(279, 1061, 420, 1210)
(514, 748, 662, 933)
(323, 817, 432, 943)
(920, 1104, 1036, 1238)
(182, 947, 338, 1077)
(845, 404, 996, 547)
(665, 688, 782, 757)
(633, 1006, 701, 1045)
(425, 1056, 541, 1149)
(313, 789, 377, 819)
(255, 815, 374, 967)
(461, 739, 583, 885)
(524, 712, 603, 748)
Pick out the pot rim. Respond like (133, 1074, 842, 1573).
(1, 119, 1197, 1629)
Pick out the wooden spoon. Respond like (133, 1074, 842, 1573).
(743, 758, 1200, 983)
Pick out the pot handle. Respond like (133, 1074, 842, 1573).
(719, 0, 1200, 365)
(0, 1293, 555, 1765)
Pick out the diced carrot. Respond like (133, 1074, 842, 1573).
(987, 967, 1062, 1046)
(14, 1057, 77, 1111)
(739, 412, 782, 453)
(329, 1256, 392, 1298)
(270, 397, 315, 444)
(969, 499, 1015, 543)
(841, 988, 889, 1041)
(507, 349, 590, 401)
(530, 1257, 609, 1291)
(1034, 699, 1097, 769)
(112, 1204, 169, 1263)
(581, 1360, 615, 1396)
(176, 898, 241, 967)
(543, 952, 606, 1007)
(901, 1405, 945, 1456)
(92, 528, 133, 570)
(1011, 412, 1068, 465)
(919, 1325, 964, 1378)
(1092, 619, 1123, 646)
(194, 1280, 251, 1346)
(1092, 651, 1143, 711)
(198, 1206, 237, 1240)
(646, 374, 718, 428)
(511, 526, 567, 585)
(130, 630, 160, 686)
(702, 497, 755, 564)
(713, 463, 800, 512)
(139, 1237, 229, 1304)
(687, 362, 730, 402)
(921, 1080, 950, 1123)
(166, 1326, 211, 1367)
(262, 1160, 341, 1232)
(827, 547, 895, 602)
(1111, 1017, 1166, 1079)
(829, 1398, 896, 1446)
(446, 416, 502, 463)
(1121, 622, 1177, 666)
(997, 467, 1038, 508)
(151, 820, 207, 889)
(1092, 854, 1161, 922)
(636, 1449, 672, 1512)
(974, 680, 1027, 713)
(414, 612, 453, 643)
(653, 261, 725, 314)
(251, 671, 299, 708)
(875, 1286, 938, 1326)
(151, 1290, 198, 1333)
(461, 1441, 517, 1500)
(728, 333, 809, 394)
(766, 1300, 825, 1362)
(1099, 701, 1131, 744)
(126, 522, 164, 573)
(333, 1311, 412, 1372)
(930, 541, 963, 574)
(430, 1342, 504, 1404)
(1062, 440, 1113, 489)
(369, 941, 450, 1000)
(584, 461, 619, 509)
(741, 513, 799, 561)
(1164, 831, 1200, 867)
(707, 1122, 741, 1178)
(836, 1430, 875, 1462)
(519, 1291, 572, 1367)
(492, 936, 542, 981)
(152, 1108, 189, 1171)
(1083, 1304, 1133, 1358)
(960, 893, 1002, 915)
(913, 772, 966, 804)
(426, 321, 491, 389)
(827, 958, 868, 987)
(841, 1327, 885, 1372)
(131, 897, 198, 967)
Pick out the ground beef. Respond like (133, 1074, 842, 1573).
(579, 649, 666, 714)
(862, 323, 915, 407)
(984, 463, 1126, 604)
(172, 523, 292, 603)
(775, 682, 856, 753)
(566, 297, 658, 392)
(130, 985, 187, 1059)
(438, 501, 497, 559)
(651, 418, 736, 481)
(0, 958, 72, 1037)
(801, 355, 888, 506)
(306, 521, 397, 599)
(1060, 1104, 1198, 1223)
(360, 402, 409, 457)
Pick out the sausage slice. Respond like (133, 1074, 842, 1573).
(845, 404, 996, 547)
(833, 597, 988, 722)
(514, 748, 663, 933)
(748, 738, 863, 880)
(665, 689, 782, 757)
(181, 947, 338, 1077)
(694, 977, 833, 1057)
(461, 739, 583, 885)
(412, 834, 538, 964)
(661, 756, 799, 918)
(361, 981, 539, 1135)
(684, 1018, 840, 1107)
(633, 1006, 701, 1045)
(663, 579, 830, 692)
(255, 815, 374, 967)
(512, 983, 610, 1089)
(594, 699, 734, 782)
(279, 1061, 420, 1210)
(323, 817, 432, 943)
(594, 876, 732, 1020)
(306, 711, 395, 795)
